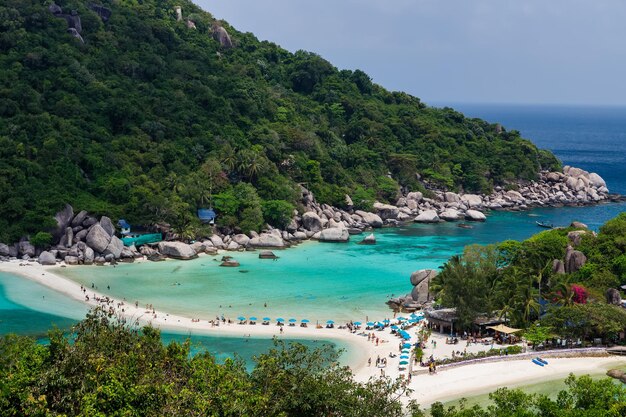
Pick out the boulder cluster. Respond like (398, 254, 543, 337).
(387, 269, 437, 312)
(0, 166, 617, 267)
(397, 168, 610, 225)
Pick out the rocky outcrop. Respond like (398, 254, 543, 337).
(18, 241, 35, 258)
(387, 269, 437, 312)
(38, 251, 57, 265)
(157, 241, 197, 260)
(86, 224, 111, 253)
(439, 209, 460, 221)
(53, 204, 74, 241)
(99, 216, 115, 237)
(0, 243, 9, 257)
(351, 211, 379, 228)
(552, 259, 565, 275)
(104, 236, 124, 259)
(606, 288, 622, 306)
(565, 246, 587, 273)
(302, 212, 323, 232)
(318, 228, 349, 242)
(212, 23, 233, 48)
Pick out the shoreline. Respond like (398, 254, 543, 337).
(2, 259, 626, 409)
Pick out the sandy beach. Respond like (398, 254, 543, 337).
(2, 259, 626, 408)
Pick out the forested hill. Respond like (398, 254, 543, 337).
(0, 0, 559, 242)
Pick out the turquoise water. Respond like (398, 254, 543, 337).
(0, 104, 624, 362)
(0, 272, 88, 337)
(56, 206, 623, 324)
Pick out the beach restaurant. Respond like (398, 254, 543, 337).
(425, 308, 507, 335)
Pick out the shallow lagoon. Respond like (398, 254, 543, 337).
(57, 204, 625, 323)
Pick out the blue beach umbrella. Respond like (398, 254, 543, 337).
(400, 355, 409, 359)
(354, 321, 362, 326)
(263, 317, 271, 321)
(375, 321, 384, 327)
(301, 319, 310, 323)
(366, 321, 375, 326)
(383, 319, 390, 324)
(390, 325, 399, 330)
(289, 318, 297, 323)
(402, 344, 412, 349)
(276, 318, 285, 322)
(326, 320, 335, 324)
(237, 316, 246, 321)
(397, 317, 407, 321)
(399, 360, 409, 365)
(249, 317, 257, 321)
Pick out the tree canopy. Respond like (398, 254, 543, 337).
(0, 0, 559, 241)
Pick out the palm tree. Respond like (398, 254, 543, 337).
(515, 277, 541, 326)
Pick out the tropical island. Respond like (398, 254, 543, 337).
(1, 0, 626, 416)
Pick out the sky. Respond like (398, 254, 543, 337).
(197, 0, 626, 106)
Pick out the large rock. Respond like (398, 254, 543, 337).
(373, 203, 399, 220)
(74, 229, 89, 242)
(0, 243, 9, 256)
(360, 233, 376, 245)
(406, 192, 423, 202)
(64, 256, 79, 265)
(444, 192, 460, 203)
(465, 210, 486, 222)
(567, 230, 589, 247)
(38, 251, 57, 265)
(552, 259, 565, 275)
(248, 233, 285, 248)
(318, 228, 350, 242)
(607, 369, 625, 379)
(99, 216, 115, 237)
(588, 172, 606, 188)
(53, 204, 74, 241)
(461, 194, 483, 208)
(355, 211, 383, 228)
(86, 224, 112, 253)
(570, 221, 588, 229)
(411, 279, 431, 304)
(209, 234, 224, 249)
(565, 247, 587, 273)
(606, 288, 622, 306)
(18, 241, 36, 257)
(71, 210, 89, 227)
(439, 209, 461, 221)
(104, 235, 124, 259)
(302, 212, 323, 232)
(59, 227, 74, 248)
(83, 246, 94, 265)
(157, 241, 198, 260)
(212, 24, 233, 48)
(415, 210, 440, 223)
(410, 269, 438, 286)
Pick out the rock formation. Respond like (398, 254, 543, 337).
(157, 241, 197, 260)
(211, 23, 233, 48)
(606, 288, 622, 305)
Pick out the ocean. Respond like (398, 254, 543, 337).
(1, 104, 624, 364)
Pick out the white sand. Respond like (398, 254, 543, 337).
(409, 356, 626, 407)
(3, 259, 626, 408)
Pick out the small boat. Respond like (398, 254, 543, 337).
(532, 358, 545, 367)
(536, 357, 548, 365)
(536, 221, 554, 229)
(457, 223, 473, 229)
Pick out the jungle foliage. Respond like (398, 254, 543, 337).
(0, 307, 423, 417)
(432, 213, 626, 338)
(0, 0, 560, 241)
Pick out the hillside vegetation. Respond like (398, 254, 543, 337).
(0, 0, 559, 241)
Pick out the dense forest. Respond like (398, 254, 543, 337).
(432, 213, 626, 341)
(0, 0, 560, 242)
(2, 307, 626, 416)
